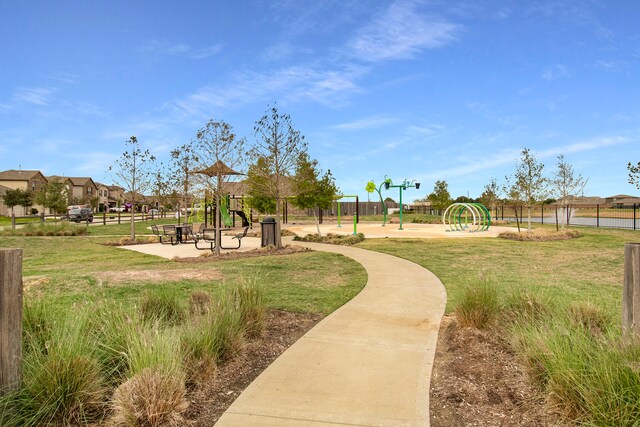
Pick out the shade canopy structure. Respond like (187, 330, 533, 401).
(194, 160, 244, 177)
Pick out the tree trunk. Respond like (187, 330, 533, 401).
(313, 209, 321, 236)
(527, 206, 532, 231)
(274, 199, 283, 249)
(214, 192, 221, 256)
(130, 201, 136, 240)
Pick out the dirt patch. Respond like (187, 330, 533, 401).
(95, 269, 222, 285)
(499, 229, 580, 242)
(184, 309, 322, 425)
(174, 245, 310, 263)
(430, 316, 553, 426)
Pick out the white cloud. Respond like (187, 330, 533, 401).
(191, 44, 223, 59)
(141, 40, 222, 59)
(332, 115, 398, 130)
(539, 135, 629, 158)
(47, 73, 77, 84)
(13, 87, 57, 106)
(169, 65, 365, 118)
(542, 64, 569, 81)
(349, 1, 462, 62)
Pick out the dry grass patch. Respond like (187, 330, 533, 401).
(95, 269, 222, 285)
(109, 367, 189, 427)
(499, 228, 580, 241)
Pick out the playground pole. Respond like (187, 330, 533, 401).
(353, 214, 357, 235)
(399, 186, 404, 230)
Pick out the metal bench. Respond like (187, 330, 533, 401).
(220, 226, 250, 249)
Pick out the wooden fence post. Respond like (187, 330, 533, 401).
(0, 249, 22, 394)
(623, 243, 640, 337)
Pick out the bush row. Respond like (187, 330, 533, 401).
(1, 222, 88, 236)
(293, 232, 365, 245)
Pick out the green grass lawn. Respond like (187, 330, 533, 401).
(0, 234, 367, 316)
(357, 226, 633, 315)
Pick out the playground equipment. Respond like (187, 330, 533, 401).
(442, 203, 491, 232)
(365, 178, 392, 226)
(334, 195, 359, 235)
(383, 177, 420, 230)
(187, 195, 251, 227)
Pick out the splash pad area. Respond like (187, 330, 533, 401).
(285, 221, 511, 239)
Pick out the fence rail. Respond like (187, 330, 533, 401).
(493, 204, 639, 230)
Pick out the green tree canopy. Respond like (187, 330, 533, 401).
(291, 152, 338, 235)
(2, 188, 31, 216)
(35, 178, 69, 216)
(508, 147, 548, 231)
(427, 180, 452, 210)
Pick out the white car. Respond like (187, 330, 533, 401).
(109, 206, 126, 212)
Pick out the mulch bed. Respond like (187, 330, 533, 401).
(430, 316, 554, 426)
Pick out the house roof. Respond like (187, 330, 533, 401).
(68, 177, 96, 187)
(611, 197, 640, 205)
(46, 175, 72, 183)
(0, 169, 46, 181)
(606, 194, 635, 199)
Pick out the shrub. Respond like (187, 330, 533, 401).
(501, 291, 552, 326)
(188, 290, 212, 316)
(181, 296, 245, 386)
(455, 281, 501, 329)
(1, 313, 107, 426)
(293, 232, 365, 246)
(110, 367, 188, 427)
(1, 222, 88, 237)
(512, 318, 640, 425)
(139, 289, 186, 326)
(229, 276, 266, 338)
(498, 228, 580, 242)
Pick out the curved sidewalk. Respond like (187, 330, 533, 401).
(216, 241, 447, 426)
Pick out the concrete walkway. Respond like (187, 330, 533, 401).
(216, 240, 447, 426)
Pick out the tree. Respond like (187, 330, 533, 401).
(108, 136, 156, 239)
(479, 178, 500, 211)
(247, 105, 308, 248)
(151, 162, 170, 212)
(35, 178, 69, 218)
(169, 144, 199, 214)
(551, 155, 587, 228)
(427, 180, 452, 210)
(291, 152, 338, 236)
(509, 147, 548, 231)
(629, 161, 640, 189)
(194, 119, 246, 256)
(2, 189, 31, 218)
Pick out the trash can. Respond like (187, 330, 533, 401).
(260, 217, 276, 247)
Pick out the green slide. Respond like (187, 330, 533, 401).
(220, 198, 233, 227)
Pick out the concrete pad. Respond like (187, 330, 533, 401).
(119, 236, 262, 259)
(286, 221, 511, 239)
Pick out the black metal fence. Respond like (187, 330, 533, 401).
(494, 204, 640, 231)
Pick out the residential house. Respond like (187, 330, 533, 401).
(95, 182, 110, 212)
(107, 185, 125, 210)
(0, 169, 48, 216)
(68, 177, 98, 207)
(605, 194, 635, 204)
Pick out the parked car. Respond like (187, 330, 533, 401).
(64, 208, 93, 223)
(109, 206, 126, 212)
(148, 208, 160, 216)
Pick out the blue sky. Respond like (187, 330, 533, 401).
(1, 0, 639, 201)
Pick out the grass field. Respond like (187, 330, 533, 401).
(0, 231, 367, 316)
(357, 225, 632, 315)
